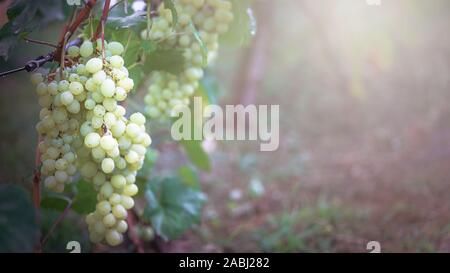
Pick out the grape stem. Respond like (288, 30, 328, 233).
(33, 136, 42, 211)
(54, 0, 97, 63)
(23, 37, 58, 48)
(32, 136, 42, 253)
(93, 0, 111, 41)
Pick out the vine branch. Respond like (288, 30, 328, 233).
(93, 0, 111, 41)
(23, 37, 58, 48)
(54, 0, 97, 62)
(41, 200, 73, 247)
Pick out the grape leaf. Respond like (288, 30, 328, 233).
(180, 140, 211, 172)
(143, 48, 186, 75)
(107, 10, 147, 29)
(41, 192, 71, 212)
(128, 64, 145, 90)
(71, 180, 96, 215)
(178, 166, 200, 190)
(142, 40, 157, 53)
(198, 74, 220, 105)
(142, 176, 207, 241)
(0, 185, 39, 253)
(0, 0, 68, 60)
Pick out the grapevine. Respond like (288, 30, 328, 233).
(0, 0, 245, 251)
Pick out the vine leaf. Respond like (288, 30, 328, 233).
(41, 192, 71, 212)
(107, 10, 147, 29)
(71, 180, 96, 215)
(0, 0, 68, 60)
(143, 48, 186, 75)
(180, 140, 211, 172)
(198, 74, 220, 105)
(0, 185, 39, 253)
(178, 166, 200, 190)
(142, 176, 207, 241)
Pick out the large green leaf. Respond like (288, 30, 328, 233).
(180, 140, 211, 172)
(0, 0, 68, 60)
(220, 0, 256, 46)
(107, 10, 147, 29)
(143, 177, 207, 241)
(71, 180, 96, 215)
(178, 166, 200, 190)
(143, 48, 186, 75)
(135, 149, 160, 197)
(198, 74, 220, 105)
(0, 185, 39, 253)
(41, 192, 71, 212)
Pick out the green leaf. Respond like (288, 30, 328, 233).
(163, 0, 178, 28)
(123, 35, 142, 64)
(107, 10, 147, 29)
(198, 74, 220, 104)
(141, 149, 159, 177)
(220, 0, 256, 47)
(189, 21, 208, 67)
(142, 40, 157, 53)
(71, 180, 96, 215)
(143, 48, 186, 75)
(143, 177, 207, 240)
(0, 23, 20, 60)
(180, 140, 211, 172)
(0, 185, 39, 252)
(0, 0, 67, 60)
(128, 64, 144, 90)
(136, 149, 159, 197)
(41, 192, 71, 212)
(178, 166, 200, 190)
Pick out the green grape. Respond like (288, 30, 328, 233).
(86, 58, 103, 74)
(101, 158, 115, 173)
(100, 79, 116, 97)
(105, 229, 122, 246)
(107, 42, 125, 56)
(80, 41, 94, 58)
(109, 56, 124, 68)
(85, 132, 101, 148)
(69, 81, 84, 95)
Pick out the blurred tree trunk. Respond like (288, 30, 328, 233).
(0, 0, 11, 26)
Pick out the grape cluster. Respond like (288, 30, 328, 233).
(141, 0, 234, 120)
(31, 40, 151, 246)
(32, 74, 80, 192)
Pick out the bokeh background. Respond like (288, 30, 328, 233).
(2, 0, 450, 252)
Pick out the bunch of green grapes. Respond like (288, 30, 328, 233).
(141, 0, 234, 120)
(32, 39, 151, 246)
(32, 74, 80, 193)
(75, 40, 151, 246)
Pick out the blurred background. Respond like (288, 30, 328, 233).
(2, 0, 450, 252)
